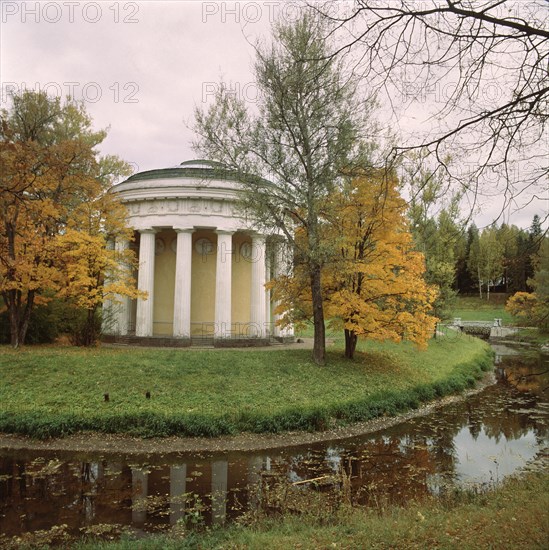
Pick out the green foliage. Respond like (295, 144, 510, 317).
(506, 236, 549, 329)
(404, 155, 464, 319)
(528, 236, 549, 329)
(0, 337, 492, 439)
(0, 298, 102, 345)
(0, 301, 58, 344)
(468, 225, 505, 300)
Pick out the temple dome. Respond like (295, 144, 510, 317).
(121, 159, 242, 185)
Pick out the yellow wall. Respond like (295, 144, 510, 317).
(153, 229, 176, 335)
(151, 230, 254, 337)
(232, 233, 252, 334)
(190, 230, 217, 336)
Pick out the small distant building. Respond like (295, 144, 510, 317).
(103, 160, 293, 346)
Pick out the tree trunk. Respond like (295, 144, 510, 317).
(19, 292, 34, 347)
(83, 308, 96, 346)
(8, 296, 20, 349)
(478, 267, 483, 299)
(6, 289, 35, 348)
(310, 264, 326, 365)
(344, 329, 358, 359)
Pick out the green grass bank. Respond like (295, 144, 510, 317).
(64, 470, 548, 550)
(0, 336, 492, 439)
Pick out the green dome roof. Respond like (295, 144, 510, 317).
(124, 159, 243, 184)
(122, 159, 271, 187)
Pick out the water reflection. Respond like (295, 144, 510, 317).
(0, 347, 547, 543)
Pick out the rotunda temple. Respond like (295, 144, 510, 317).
(103, 160, 293, 346)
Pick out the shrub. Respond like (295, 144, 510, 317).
(506, 292, 538, 325)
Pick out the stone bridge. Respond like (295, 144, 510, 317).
(449, 318, 517, 339)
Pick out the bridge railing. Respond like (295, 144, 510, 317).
(451, 318, 503, 327)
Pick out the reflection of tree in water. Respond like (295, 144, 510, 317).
(466, 400, 483, 440)
(341, 435, 438, 506)
(256, 353, 548, 510)
(0, 456, 134, 537)
(421, 416, 461, 483)
(501, 355, 549, 397)
(466, 356, 548, 443)
(264, 436, 441, 508)
(479, 390, 541, 442)
(77, 462, 133, 526)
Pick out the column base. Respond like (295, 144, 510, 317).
(101, 334, 279, 348)
(101, 335, 192, 347)
(273, 335, 296, 344)
(213, 337, 271, 348)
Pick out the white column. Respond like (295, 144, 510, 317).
(250, 234, 267, 337)
(131, 468, 148, 525)
(173, 228, 194, 338)
(265, 245, 271, 337)
(114, 238, 131, 335)
(102, 238, 116, 334)
(211, 460, 228, 526)
(170, 464, 187, 525)
(215, 230, 234, 339)
(274, 240, 294, 338)
(136, 229, 156, 337)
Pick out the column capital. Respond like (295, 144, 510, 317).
(174, 227, 195, 233)
(250, 233, 266, 243)
(139, 228, 158, 235)
(215, 229, 235, 236)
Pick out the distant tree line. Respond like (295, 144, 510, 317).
(409, 202, 546, 320)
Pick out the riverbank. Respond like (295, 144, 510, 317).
(8, 468, 546, 549)
(0, 336, 493, 441)
(108, 471, 549, 550)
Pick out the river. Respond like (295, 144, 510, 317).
(0, 344, 547, 545)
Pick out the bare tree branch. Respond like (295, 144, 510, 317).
(314, 0, 548, 220)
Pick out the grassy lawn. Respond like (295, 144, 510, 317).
(450, 294, 516, 324)
(0, 335, 492, 439)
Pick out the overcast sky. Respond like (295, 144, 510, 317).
(1, 1, 547, 229)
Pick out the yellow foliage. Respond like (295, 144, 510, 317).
(271, 170, 438, 354)
(1, 93, 137, 345)
(505, 292, 538, 323)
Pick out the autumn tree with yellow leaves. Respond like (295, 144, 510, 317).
(55, 174, 140, 346)
(1, 91, 140, 347)
(271, 171, 438, 359)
